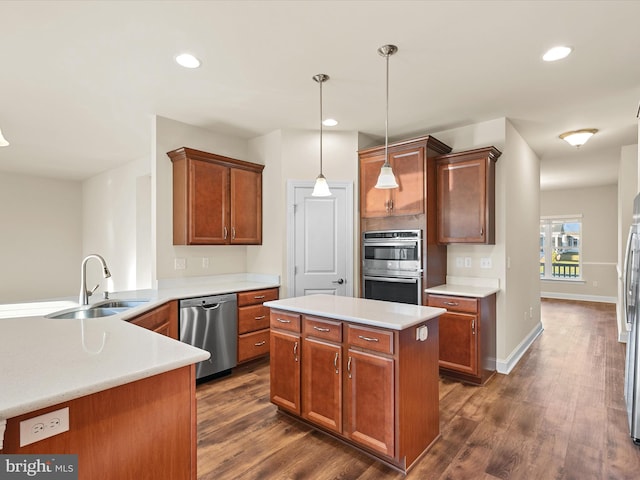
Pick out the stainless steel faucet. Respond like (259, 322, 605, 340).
(79, 254, 112, 305)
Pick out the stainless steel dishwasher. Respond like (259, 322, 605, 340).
(179, 293, 238, 380)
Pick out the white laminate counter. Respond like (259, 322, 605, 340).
(424, 284, 500, 298)
(265, 294, 445, 330)
(0, 274, 280, 438)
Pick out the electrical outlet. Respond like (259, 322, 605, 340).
(202, 257, 209, 269)
(20, 407, 69, 447)
(464, 257, 472, 268)
(174, 258, 186, 270)
(455, 257, 464, 268)
(480, 257, 492, 269)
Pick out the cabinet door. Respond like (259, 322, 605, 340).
(345, 348, 394, 457)
(437, 158, 486, 243)
(230, 168, 262, 244)
(359, 153, 391, 218)
(438, 311, 478, 375)
(129, 301, 178, 340)
(390, 147, 424, 216)
(270, 330, 301, 414)
(302, 338, 342, 433)
(189, 159, 229, 244)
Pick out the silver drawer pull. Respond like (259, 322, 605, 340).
(277, 318, 291, 323)
(358, 335, 379, 342)
(444, 301, 459, 306)
(254, 295, 266, 299)
(254, 340, 266, 347)
(313, 326, 330, 332)
(255, 315, 266, 320)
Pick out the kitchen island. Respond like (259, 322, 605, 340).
(265, 294, 446, 474)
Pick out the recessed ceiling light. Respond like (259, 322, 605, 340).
(559, 129, 598, 147)
(322, 118, 338, 127)
(175, 53, 201, 69)
(0, 128, 9, 147)
(543, 46, 572, 62)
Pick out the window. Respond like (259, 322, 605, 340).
(540, 216, 582, 280)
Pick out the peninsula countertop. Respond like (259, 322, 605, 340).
(0, 273, 279, 426)
(265, 294, 445, 330)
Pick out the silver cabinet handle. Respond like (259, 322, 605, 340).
(293, 341, 298, 362)
(472, 319, 476, 335)
(347, 356, 352, 379)
(254, 340, 266, 346)
(277, 318, 291, 323)
(358, 335, 379, 342)
(254, 295, 266, 299)
(223, 226, 228, 239)
(331, 279, 345, 285)
(232, 227, 236, 240)
(255, 315, 266, 320)
(334, 352, 339, 374)
(313, 326, 330, 332)
(444, 301, 459, 306)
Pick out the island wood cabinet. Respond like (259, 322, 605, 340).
(270, 310, 302, 414)
(128, 300, 178, 339)
(167, 147, 264, 245)
(427, 293, 496, 385)
(269, 308, 440, 473)
(359, 135, 452, 218)
(435, 146, 501, 244)
(237, 287, 279, 363)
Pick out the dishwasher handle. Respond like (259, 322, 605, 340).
(201, 302, 222, 310)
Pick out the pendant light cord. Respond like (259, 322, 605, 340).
(384, 52, 389, 167)
(319, 77, 323, 176)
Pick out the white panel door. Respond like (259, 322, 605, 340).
(287, 181, 353, 298)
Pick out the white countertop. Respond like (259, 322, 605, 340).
(265, 294, 445, 330)
(0, 274, 280, 427)
(424, 284, 500, 298)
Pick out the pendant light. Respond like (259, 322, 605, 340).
(312, 73, 331, 197)
(0, 128, 9, 147)
(374, 44, 399, 189)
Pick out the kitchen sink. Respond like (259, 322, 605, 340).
(45, 299, 149, 319)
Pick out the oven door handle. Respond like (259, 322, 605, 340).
(363, 276, 419, 284)
(363, 241, 418, 247)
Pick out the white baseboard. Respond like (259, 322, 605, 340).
(540, 291, 616, 304)
(496, 321, 544, 374)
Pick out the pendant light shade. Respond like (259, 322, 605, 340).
(0, 128, 9, 147)
(311, 74, 332, 197)
(374, 44, 399, 190)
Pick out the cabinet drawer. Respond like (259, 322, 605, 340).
(129, 301, 178, 339)
(303, 316, 342, 343)
(427, 294, 477, 313)
(238, 329, 270, 362)
(347, 324, 394, 355)
(270, 310, 301, 333)
(238, 304, 270, 334)
(238, 288, 279, 307)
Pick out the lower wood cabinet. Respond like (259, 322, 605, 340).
(237, 287, 279, 363)
(427, 293, 496, 385)
(128, 301, 178, 339)
(269, 308, 440, 473)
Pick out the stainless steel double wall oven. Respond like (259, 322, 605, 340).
(362, 229, 422, 305)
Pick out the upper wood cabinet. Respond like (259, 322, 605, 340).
(359, 136, 452, 218)
(435, 146, 501, 244)
(167, 147, 264, 245)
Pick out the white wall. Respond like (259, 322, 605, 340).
(82, 156, 151, 295)
(0, 171, 82, 302)
(540, 185, 618, 302)
(153, 115, 250, 283)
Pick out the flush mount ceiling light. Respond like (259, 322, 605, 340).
(543, 46, 573, 62)
(0, 128, 9, 147)
(311, 74, 332, 197)
(374, 44, 399, 189)
(322, 118, 338, 127)
(175, 53, 201, 69)
(559, 129, 598, 148)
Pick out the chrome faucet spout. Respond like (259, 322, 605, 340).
(79, 254, 112, 305)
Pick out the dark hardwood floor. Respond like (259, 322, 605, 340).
(196, 299, 640, 479)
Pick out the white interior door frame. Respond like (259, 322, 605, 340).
(286, 180, 354, 298)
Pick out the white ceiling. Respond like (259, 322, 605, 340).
(0, 1, 639, 188)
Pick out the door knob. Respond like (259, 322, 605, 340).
(332, 278, 345, 285)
